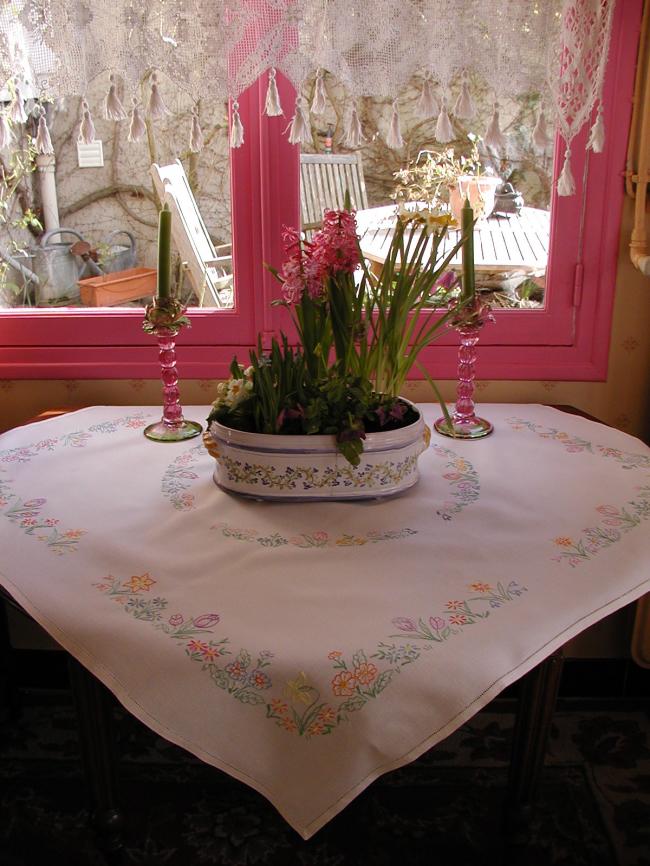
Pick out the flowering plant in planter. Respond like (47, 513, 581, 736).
(207, 202, 465, 466)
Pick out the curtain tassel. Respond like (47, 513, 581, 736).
(128, 98, 147, 143)
(453, 74, 474, 119)
(104, 74, 127, 121)
(532, 107, 550, 151)
(343, 104, 365, 148)
(285, 96, 311, 145)
(435, 98, 454, 143)
(264, 68, 283, 116)
(35, 109, 54, 154)
(78, 99, 96, 144)
(190, 108, 204, 153)
(230, 100, 245, 148)
(148, 73, 170, 120)
(10, 85, 28, 124)
(417, 75, 437, 118)
(587, 104, 605, 153)
(386, 100, 403, 150)
(0, 113, 13, 149)
(557, 147, 575, 196)
(311, 69, 327, 115)
(484, 102, 506, 151)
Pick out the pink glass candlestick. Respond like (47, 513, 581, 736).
(144, 326, 202, 442)
(435, 301, 493, 439)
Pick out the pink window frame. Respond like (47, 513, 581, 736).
(0, 0, 641, 382)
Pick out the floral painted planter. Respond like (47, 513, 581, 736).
(205, 401, 430, 501)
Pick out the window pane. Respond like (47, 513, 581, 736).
(0, 82, 233, 311)
(298, 77, 555, 311)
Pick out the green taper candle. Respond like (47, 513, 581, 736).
(157, 202, 172, 300)
(461, 196, 475, 302)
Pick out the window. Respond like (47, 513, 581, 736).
(0, 0, 641, 382)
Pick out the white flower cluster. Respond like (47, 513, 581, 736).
(211, 365, 254, 412)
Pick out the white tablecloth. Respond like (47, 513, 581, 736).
(1, 404, 648, 838)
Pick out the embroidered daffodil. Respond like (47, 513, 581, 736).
(285, 671, 314, 705)
(123, 573, 155, 592)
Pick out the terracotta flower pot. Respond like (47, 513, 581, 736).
(449, 175, 501, 223)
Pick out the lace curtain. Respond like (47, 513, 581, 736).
(0, 0, 616, 195)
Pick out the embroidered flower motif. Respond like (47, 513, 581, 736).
(429, 616, 446, 630)
(445, 600, 464, 610)
(285, 672, 313, 704)
(449, 613, 469, 625)
(554, 537, 574, 547)
(63, 529, 85, 538)
(193, 613, 220, 629)
(353, 662, 378, 685)
(327, 651, 343, 660)
(392, 617, 417, 632)
(225, 660, 248, 681)
(249, 669, 272, 689)
(331, 670, 358, 696)
(307, 721, 326, 736)
(271, 698, 289, 714)
(169, 614, 184, 626)
(469, 582, 493, 593)
(318, 706, 337, 724)
(123, 573, 155, 592)
(187, 639, 209, 653)
(200, 645, 223, 662)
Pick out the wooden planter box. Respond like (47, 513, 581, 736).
(79, 267, 157, 307)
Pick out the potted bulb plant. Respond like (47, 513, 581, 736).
(204, 201, 467, 501)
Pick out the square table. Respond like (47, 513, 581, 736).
(0, 403, 648, 845)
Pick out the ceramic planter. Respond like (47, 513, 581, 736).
(449, 175, 501, 223)
(204, 401, 430, 501)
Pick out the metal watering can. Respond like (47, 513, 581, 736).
(1, 228, 137, 306)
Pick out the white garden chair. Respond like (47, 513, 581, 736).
(150, 160, 232, 308)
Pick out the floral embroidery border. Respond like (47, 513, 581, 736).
(95, 573, 527, 738)
(431, 445, 480, 520)
(506, 417, 650, 470)
(552, 485, 650, 566)
(211, 522, 417, 548)
(0, 480, 85, 554)
(161, 444, 205, 510)
(0, 412, 148, 554)
(506, 417, 650, 565)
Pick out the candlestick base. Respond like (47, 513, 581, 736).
(436, 296, 495, 441)
(434, 415, 493, 439)
(144, 419, 202, 442)
(143, 305, 201, 444)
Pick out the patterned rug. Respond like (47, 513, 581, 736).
(1, 693, 649, 866)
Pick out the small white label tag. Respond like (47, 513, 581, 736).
(77, 140, 104, 168)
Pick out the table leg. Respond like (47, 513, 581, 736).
(0, 595, 20, 721)
(67, 658, 124, 857)
(505, 648, 564, 831)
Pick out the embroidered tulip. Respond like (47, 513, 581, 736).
(193, 613, 220, 629)
(392, 616, 417, 632)
(429, 616, 446, 631)
(168, 613, 184, 626)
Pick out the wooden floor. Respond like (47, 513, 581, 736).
(356, 205, 550, 274)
